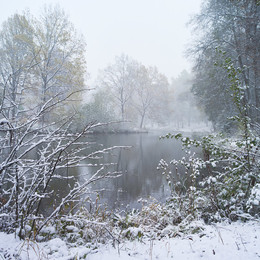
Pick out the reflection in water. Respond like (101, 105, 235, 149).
(35, 131, 203, 215)
(72, 132, 188, 210)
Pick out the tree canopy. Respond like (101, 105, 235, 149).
(0, 5, 86, 127)
(188, 0, 260, 132)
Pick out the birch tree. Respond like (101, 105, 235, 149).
(132, 65, 169, 128)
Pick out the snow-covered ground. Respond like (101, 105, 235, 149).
(149, 122, 213, 135)
(1, 220, 259, 260)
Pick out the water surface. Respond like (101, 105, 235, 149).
(75, 131, 187, 210)
(42, 131, 201, 214)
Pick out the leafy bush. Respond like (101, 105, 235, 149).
(158, 51, 260, 222)
(159, 130, 260, 222)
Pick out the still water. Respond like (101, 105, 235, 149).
(44, 131, 199, 213)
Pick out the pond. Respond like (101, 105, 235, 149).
(41, 131, 202, 214)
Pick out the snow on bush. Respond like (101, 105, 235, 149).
(247, 183, 260, 215)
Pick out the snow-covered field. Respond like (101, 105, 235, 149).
(1, 220, 259, 260)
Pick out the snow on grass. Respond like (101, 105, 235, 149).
(88, 221, 260, 260)
(0, 233, 92, 260)
(0, 220, 259, 259)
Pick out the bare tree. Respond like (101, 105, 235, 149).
(132, 65, 169, 128)
(98, 55, 170, 128)
(100, 54, 137, 121)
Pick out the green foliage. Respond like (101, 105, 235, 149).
(161, 132, 260, 222)
(113, 212, 137, 230)
(215, 49, 250, 134)
(160, 51, 260, 222)
(189, 0, 260, 132)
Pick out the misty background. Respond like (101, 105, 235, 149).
(0, 0, 259, 245)
(0, 0, 208, 133)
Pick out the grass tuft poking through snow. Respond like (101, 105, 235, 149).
(0, 220, 259, 259)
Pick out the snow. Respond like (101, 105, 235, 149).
(0, 118, 9, 125)
(89, 221, 260, 260)
(247, 184, 260, 210)
(65, 225, 79, 232)
(0, 220, 259, 259)
(0, 234, 92, 260)
(41, 226, 56, 234)
(250, 184, 260, 205)
(151, 122, 213, 134)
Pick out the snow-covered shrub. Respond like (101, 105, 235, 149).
(123, 227, 143, 240)
(158, 144, 210, 222)
(247, 183, 260, 216)
(0, 114, 123, 240)
(160, 132, 260, 222)
(159, 55, 260, 222)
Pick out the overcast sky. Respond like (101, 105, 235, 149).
(0, 0, 202, 84)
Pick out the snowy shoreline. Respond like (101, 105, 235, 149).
(1, 220, 259, 260)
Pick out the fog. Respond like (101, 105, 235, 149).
(79, 57, 208, 132)
(0, 1, 259, 251)
(0, 0, 202, 81)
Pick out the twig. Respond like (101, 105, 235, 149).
(239, 234, 247, 252)
(213, 225, 224, 245)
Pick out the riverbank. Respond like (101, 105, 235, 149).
(88, 220, 260, 260)
(1, 220, 259, 259)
